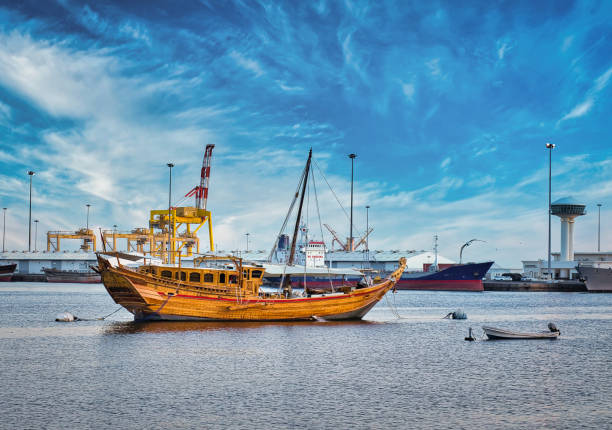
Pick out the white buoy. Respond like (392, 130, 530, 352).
(55, 312, 76, 322)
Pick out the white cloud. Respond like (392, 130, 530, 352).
(229, 50, 264, 77)
(561, 98, 593, 121)
(559, 66, 612, 123)
(401, 82, 415, 102)
(562, 35, 574, 52)
(440, 157, 451, 170)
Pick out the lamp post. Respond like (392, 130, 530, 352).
(246, 232, 250, 252)
(27, 171, 35, 252)
(86, 204, 91, 231)
(546, 143, 555, 281)
(2, 207, 6, 253)
(597, 203, 602, 252)
(167, 163, 174, 263)
(348, 153, 356, 251)
(34, 220, 39, 252)
(113, 224, 118, 252)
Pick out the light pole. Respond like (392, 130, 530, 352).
(246, 232, 250, 252)
(2, 207, 7, 253)
(86, 204, 91, 231)
(546, 143, 555, 281)
(167, 163, 174, 263)
(34, 220, 39, 252)
(27, 170, 35, 252)
(348, 153, 356, 251)
(597, 203, 602, 252)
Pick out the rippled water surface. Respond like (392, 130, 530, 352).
(1, 283, 611, 429)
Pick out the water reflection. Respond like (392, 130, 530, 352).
(103, 318, 380, 335)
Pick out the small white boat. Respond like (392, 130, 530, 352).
(483, 323, 560, 340)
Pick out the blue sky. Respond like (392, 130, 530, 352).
(0, 0, 611, 266)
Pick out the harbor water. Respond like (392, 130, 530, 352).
(1, 283, 611, 429)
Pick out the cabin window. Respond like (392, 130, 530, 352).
(219, 273, 226, 284)
(204, 273, 214, 283)
(243, 270, 250, 280)
(251, 270, 263, 279)
(180, 272, 187, 281)
(161, 270, 172, 278)
(229, 274, 237, 284)
(189, 272, 201, 283)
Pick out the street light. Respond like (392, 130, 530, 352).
(34, 220, 39, 252)
(27, 170, 35, 252)
(546, 143, 555, 281)
(167, 163, 174, 263)
(2, 207, 7, 253)
(246, 232, 250, 252)
(597, 203, 602, 252)
(348, 153, 356, 251)
(86, 204, 91, 231)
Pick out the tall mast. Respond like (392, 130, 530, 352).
(288, 149, 312, 266)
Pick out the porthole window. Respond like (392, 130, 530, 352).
(204, 273, 214, 283)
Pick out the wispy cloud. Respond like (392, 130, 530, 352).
(228, 50, 265, 77)
(559, 66, 612, 123)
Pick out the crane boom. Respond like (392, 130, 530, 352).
(185, 144, 215, 209)
(324, 223, 348, 251)
(353, 227, 373, 250)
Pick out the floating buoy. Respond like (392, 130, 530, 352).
(444, 309, 467, 320)
(55, 312, 77, 322)
(465, 327, 475, 341)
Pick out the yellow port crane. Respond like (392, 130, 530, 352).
(150, 144, 215, 263)
(100, 228, 154, 254)
(47, 228, 96, 252)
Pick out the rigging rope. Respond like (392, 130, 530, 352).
(267, 165, 307, 262)
(311, 167, 335, 293)
(313, 159, 364, 239)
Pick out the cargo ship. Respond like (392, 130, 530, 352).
(43, 268, 101, 283)
(395, 261, 494, 291)
(577, 265, 612, 292)
(265, 234, 493, 292)
(0, 263, 16, 282)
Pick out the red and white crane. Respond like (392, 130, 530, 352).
(185, 144, 215, 210)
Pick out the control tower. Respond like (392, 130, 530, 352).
(551, 197, 586, 262)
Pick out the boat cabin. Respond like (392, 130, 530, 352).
(137, 264, 265, 295)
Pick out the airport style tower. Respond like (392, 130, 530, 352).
(551, 197, 586, 262)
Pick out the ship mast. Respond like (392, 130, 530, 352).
(288, 149, 312, 266)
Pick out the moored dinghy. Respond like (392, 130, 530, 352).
(483, 323, 560, 340)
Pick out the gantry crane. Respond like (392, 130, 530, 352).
(149, 144, 215, 263)
(47, 228, 96, 252)
(100, 228, 159, 254)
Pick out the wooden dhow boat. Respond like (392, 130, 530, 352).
(96, 149, 407, 321)
(96, 253, 406, 321)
